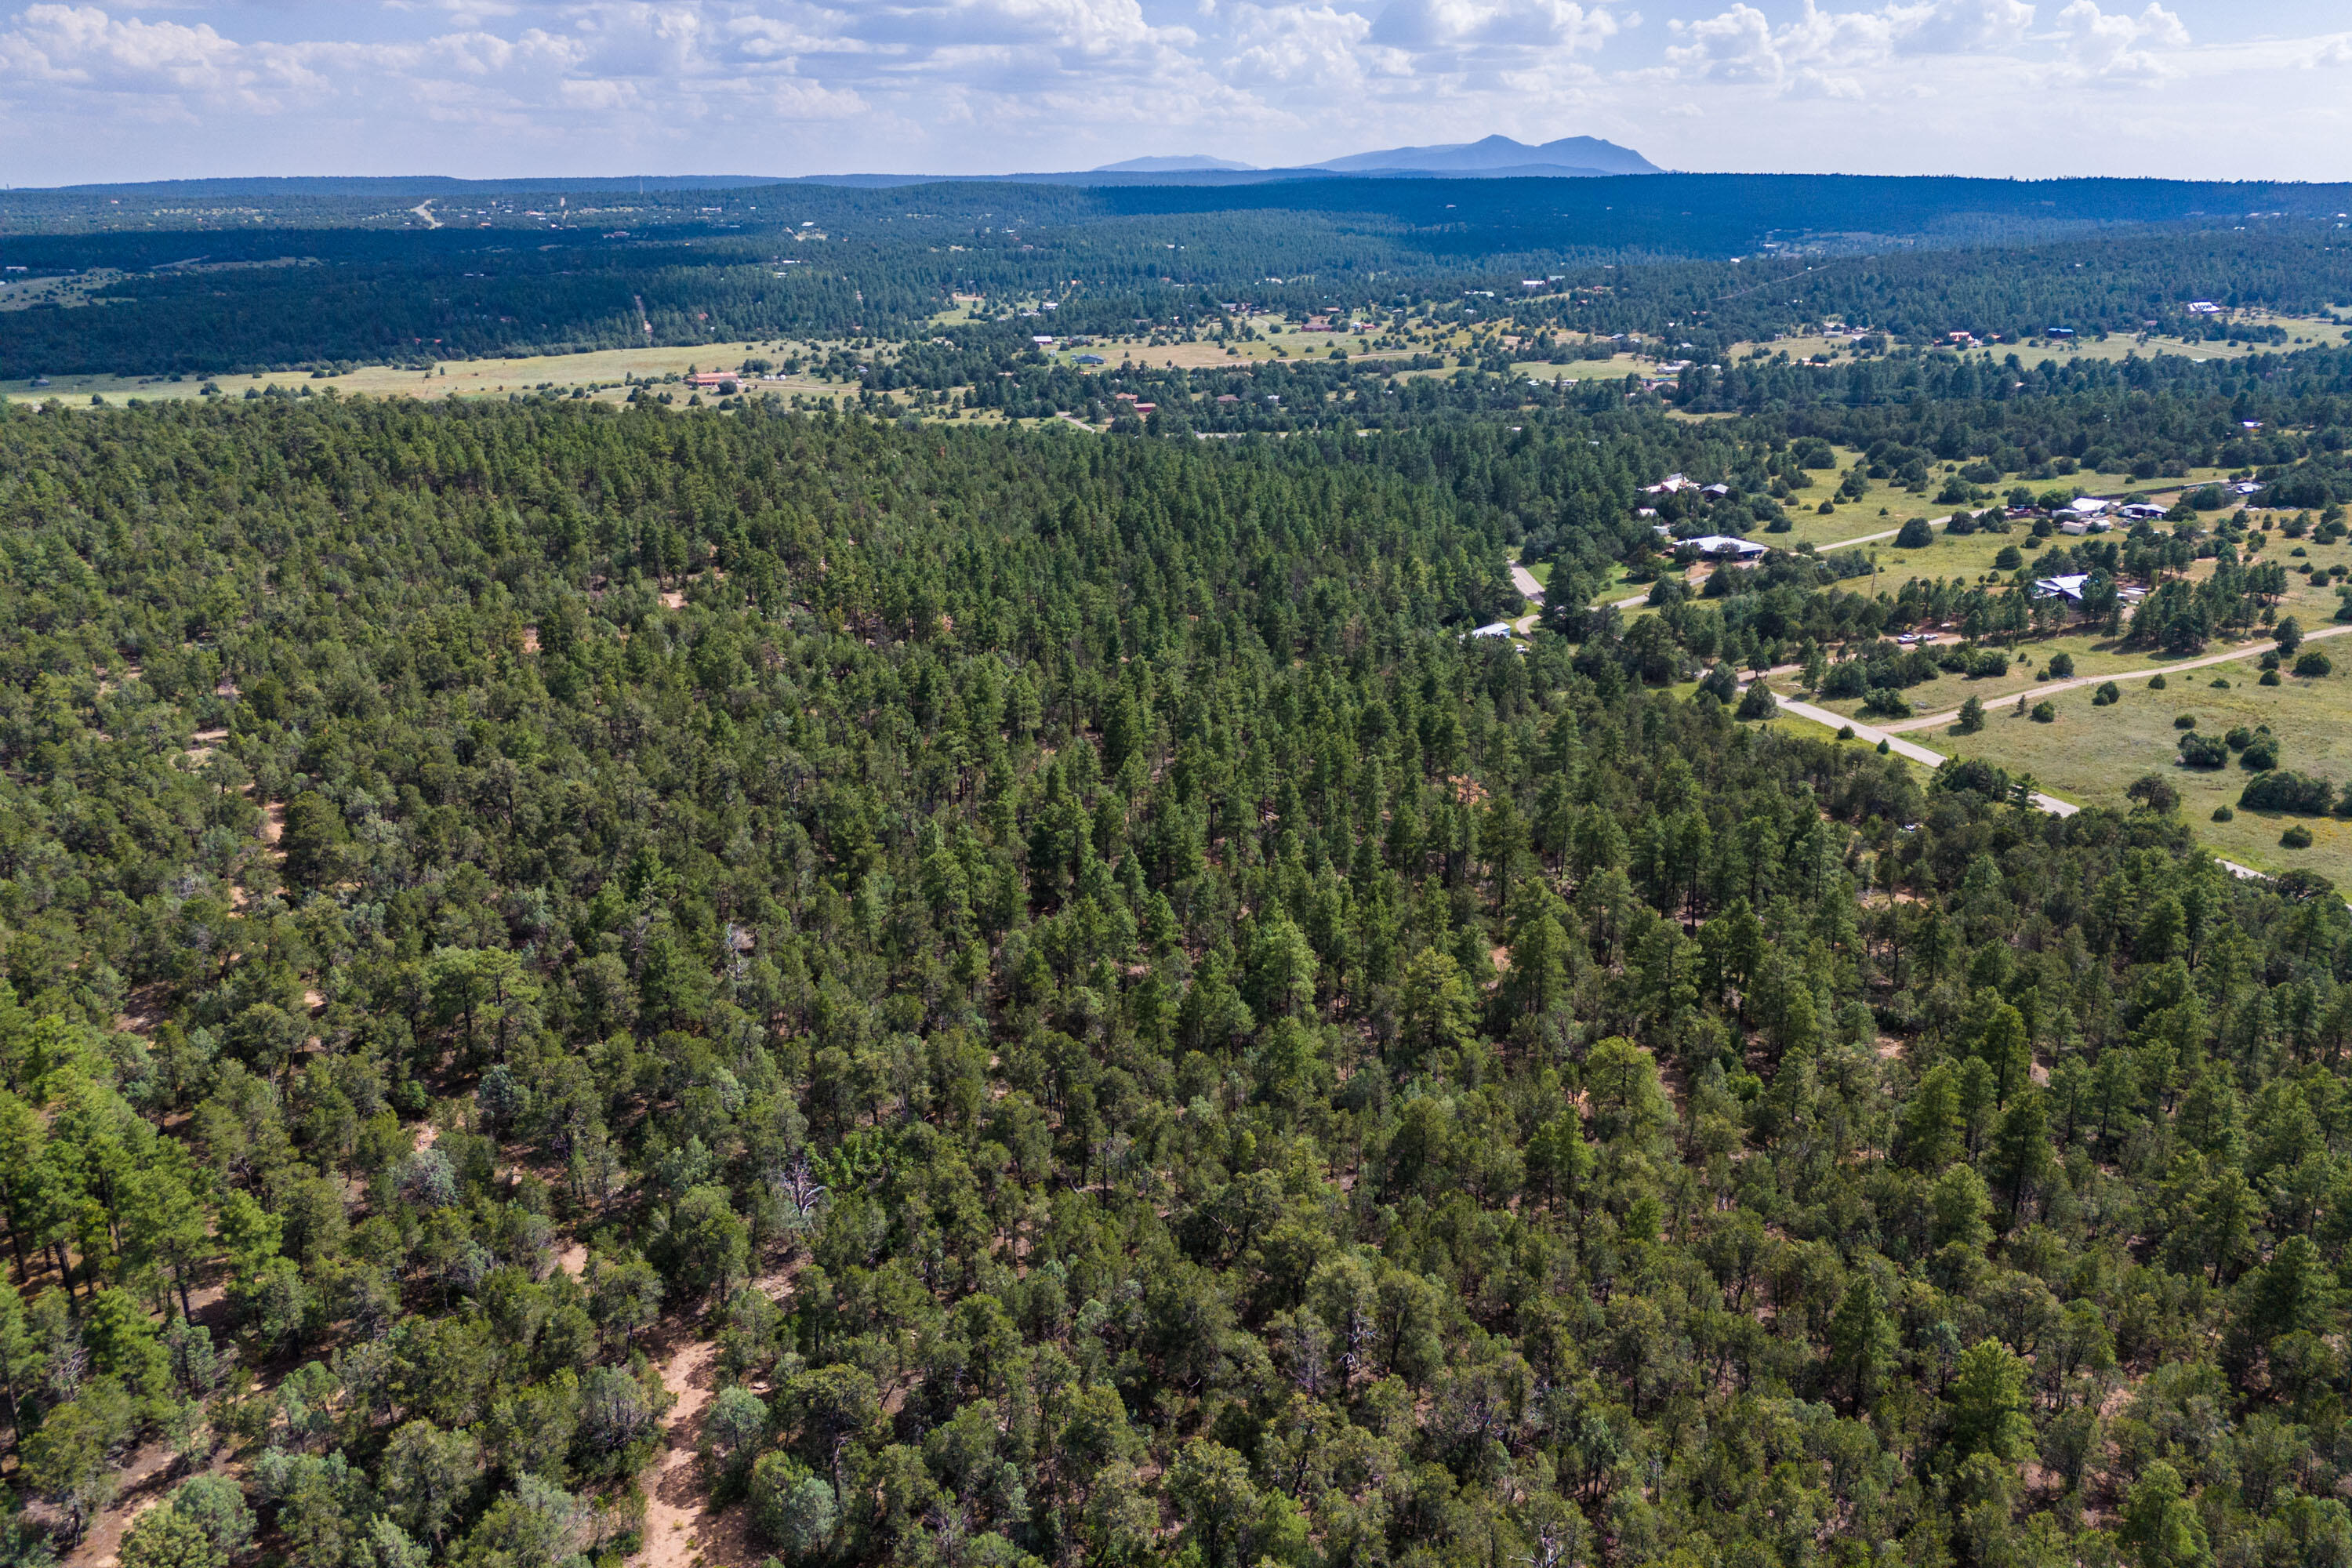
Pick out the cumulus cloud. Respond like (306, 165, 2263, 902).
(1368, 0, 1615, 54)
(0, 4, 335, 111)
(1222, 2, 1377, 86)
(1663, 0, 2198, 96)
(846, 0, 1178, 55)
(0, 0, 2337, 180)
(0, 1, 902, 140)
(1664, 3, 1777, 84)
(1890, 0, 2033, 54)
(1667, 0, 2049, 91)
(1354, 0, 1616, 98)
(2049, 0, 2187, 82)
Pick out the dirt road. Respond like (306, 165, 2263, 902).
(1878, 622, 2352, 734)
(1758, 686, 2267, 880)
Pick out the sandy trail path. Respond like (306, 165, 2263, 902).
(635, 1339, 760, 1568)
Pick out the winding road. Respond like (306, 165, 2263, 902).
(1542, 509, 2343, 891)
(1877, 622, 2352, 734)
(1764, 695, 2084, 816)
(1758, 684, 2274, 880)
(1746, 630, 2352, 884)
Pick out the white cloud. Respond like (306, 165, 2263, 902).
(1667, 0, 2049, 90)
(1891, 0, 2034, 53)
(1664, 3, 1777, 83)
(1658, 0, 2201, 100)
(1223, 2, 1376, 86)
(0, 0, 2339, 180)
(846, 0, 1176, 54)
(0, 1, 899, 141)
(1369, 0, 1616, 53)
(2050, 0, 2187, 80)
(0, 5, 335, 110)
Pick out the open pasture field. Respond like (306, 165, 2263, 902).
(1788, 631, 2177, 721)
(2000, 313, 2352, 363)
(1508, 353, 1661, 383)
(1928, 662, 2352, 884)
(0, 339, 857, 406)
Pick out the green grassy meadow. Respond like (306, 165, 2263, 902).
(1924, 666, 2352, 883)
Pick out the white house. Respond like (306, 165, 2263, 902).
(2056, 497, 2116, 535)
(1684, 535, 1768, 561)
(2032, 574, 2091, 602)
(1469, 622, 1516, 639)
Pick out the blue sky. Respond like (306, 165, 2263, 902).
(0, 0, 2345, 185)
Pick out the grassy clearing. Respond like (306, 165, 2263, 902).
(1869, 523, 2037, 585)
(0, 340, 856, 407)
(1732, 314, 2350, 367)
(1777, 449, 2253, 547)
(1780, 491, 2350, 630)
(1508, 354, 1657, 383)
(2259, 530, 2352, 622)
(1590, 561, 1662, 605)
(1925, 666, 2352, 884)
(1754, 498, 2352, 729)
(1771, 508, 1910, 550)
(1786, 630, 2288, 724)
(0, 267, 141, 313)
(1997, 315, 2352, 364)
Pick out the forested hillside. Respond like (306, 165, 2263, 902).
(0, 393, 2348, 1568)
(4, 176, 2349, 379)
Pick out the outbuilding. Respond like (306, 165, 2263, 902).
(2032, 574, 2091, 602)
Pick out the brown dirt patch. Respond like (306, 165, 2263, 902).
(62, 1439, 180, 1568)
(1446, 775, 1489, 806)
(635, 1339, 761, 1568)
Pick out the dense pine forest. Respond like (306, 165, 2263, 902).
(2, 388, 2350, 1568)
(5, 175, 2351, 379)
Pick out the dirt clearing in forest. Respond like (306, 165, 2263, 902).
(635, 1339, 759, 1568)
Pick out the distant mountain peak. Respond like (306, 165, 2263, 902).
(1311, 135, 1661, 177)
(1093, 154, 1256, 173)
